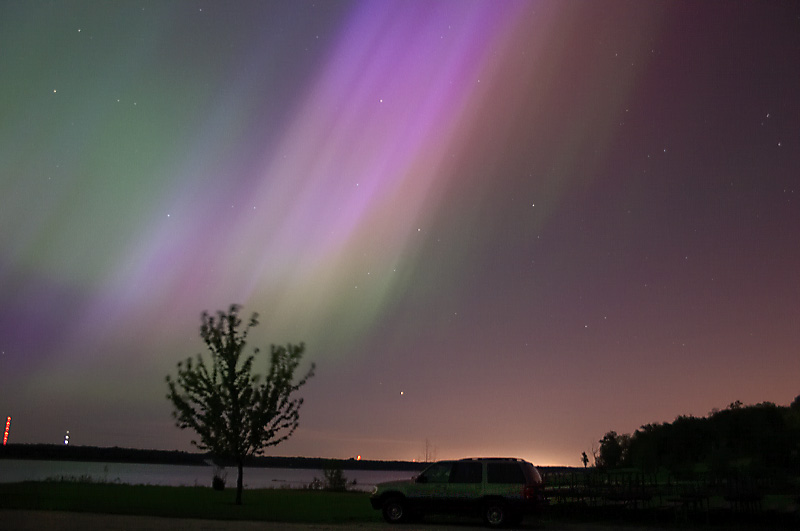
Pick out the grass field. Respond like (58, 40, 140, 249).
(0, 482, 381, 524)
(3, 480, 798, 529)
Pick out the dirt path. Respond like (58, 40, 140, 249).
(2, 510, 381, 531)
(0, 510, 698, 531)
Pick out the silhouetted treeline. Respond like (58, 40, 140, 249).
(0, 444, 208, 465)
(596, 396, 800, 476)
(0, 443, 426, 471)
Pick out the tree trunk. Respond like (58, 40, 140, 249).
(236, 458, 244, 505)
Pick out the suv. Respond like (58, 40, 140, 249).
(370, 458, 546, 527)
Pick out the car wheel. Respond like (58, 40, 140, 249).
(484, 501, 508, 528)
(382, 496, 407, 523)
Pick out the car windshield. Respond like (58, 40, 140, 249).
(419, 461, 452, 483)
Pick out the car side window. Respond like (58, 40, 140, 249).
(419, 462, 453, 483)
(449, 462, 482, 484)
(486, 462, 525, 484)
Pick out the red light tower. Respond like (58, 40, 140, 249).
(3, 416, 10, 445)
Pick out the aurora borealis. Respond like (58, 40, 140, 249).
(2, 1, 799, 466)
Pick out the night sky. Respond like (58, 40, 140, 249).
(2, 1, 799, 466)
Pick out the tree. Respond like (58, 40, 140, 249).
(792, 394, 800, 411)
(421, 438, 437, 463)
(323, 465, 348, 491)
(597, 431, 627, 469)
(166, 305, 315, 504)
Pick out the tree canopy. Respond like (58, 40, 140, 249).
(166, 305, 315, 504)
(594, 397, 800, 476)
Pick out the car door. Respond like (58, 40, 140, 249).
(485, 461, 525, 502)
(406, 461, 452, 511)
(446, 461, 482, 512)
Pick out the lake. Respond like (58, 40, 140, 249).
(0, 459, 418, 491)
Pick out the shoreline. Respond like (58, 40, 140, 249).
(0, 443, 426, 471)
(0, 443, 575, 473)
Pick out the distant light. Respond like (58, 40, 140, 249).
(64, 430, 70, 445)
(3, 417, 10, 445)
(356, 455, 362, 461)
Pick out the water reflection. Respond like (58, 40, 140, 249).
(1, 459, 415, 491)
